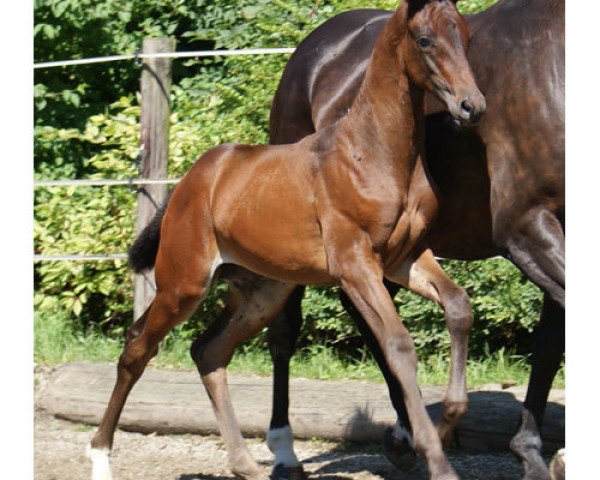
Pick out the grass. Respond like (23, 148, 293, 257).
(225, 344, 564, 389)
(34, 312, 124, 365)
(34, 311, 564, 388)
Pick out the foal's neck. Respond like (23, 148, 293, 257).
(337, 8, 424, 177)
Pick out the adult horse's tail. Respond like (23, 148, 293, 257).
(128, 195, 171, 273)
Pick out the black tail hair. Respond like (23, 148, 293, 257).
(128, 193, 172, 273)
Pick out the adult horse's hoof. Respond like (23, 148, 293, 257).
(549, 449, 565, 480)
(382, 426, 416, 471)
(270, 464, 308, 480)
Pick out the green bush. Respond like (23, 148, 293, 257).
(33, 0, 543, 364)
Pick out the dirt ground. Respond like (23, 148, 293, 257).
(34, 367, 535, 480)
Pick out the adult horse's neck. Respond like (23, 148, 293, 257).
(336, 6, 424, 183)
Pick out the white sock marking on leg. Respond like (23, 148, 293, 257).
(266, 425, 300, 467)
(86, 444, 114, 480)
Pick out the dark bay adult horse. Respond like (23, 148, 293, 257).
(266, 0, 564, 479)
(87, 1, 485, 479)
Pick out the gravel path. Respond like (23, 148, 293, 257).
(35, 407, 532, 480)
(34, 365, 534, 480)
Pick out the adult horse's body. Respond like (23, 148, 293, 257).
(87, 1, 485, 479)
(266, 0, 564, 478)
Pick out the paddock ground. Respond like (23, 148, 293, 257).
(34, 365, 562, 479)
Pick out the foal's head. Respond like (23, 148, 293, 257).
(398, 0, 486, 126)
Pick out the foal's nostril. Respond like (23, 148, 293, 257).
(461, 99, 474, 115)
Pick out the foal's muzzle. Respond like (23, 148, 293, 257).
(453, 92, 486, 127)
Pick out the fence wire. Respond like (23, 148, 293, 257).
(35, 47, 299, 262)
(34, 178, 181, 188)
(34, 254, 128, 262)
(34, 47, 296, 69)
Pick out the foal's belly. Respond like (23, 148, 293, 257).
(210, 145, 333, 285)
(217, 240, 333, 285)
(214, 214, 332, 285)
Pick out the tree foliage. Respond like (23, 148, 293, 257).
(32, 0, 541, 362)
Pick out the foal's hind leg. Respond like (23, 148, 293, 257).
(88, 280, 208, 479)
(88, 242, 215, 479)
(190, 270, 296, 480)
(388, 248, 473, 446)
(86, 306, 154, 480)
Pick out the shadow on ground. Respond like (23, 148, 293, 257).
(343, 389, 564, 453)
(178, 391, 563, 479)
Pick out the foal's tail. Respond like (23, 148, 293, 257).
(128, 194, 172, 273)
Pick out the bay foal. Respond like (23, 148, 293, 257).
(88, 1, 485, 479)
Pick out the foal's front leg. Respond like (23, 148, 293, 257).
(335, 255, 458, 480)
(338, 280, 416, 469)
(387, 248, 473, 446)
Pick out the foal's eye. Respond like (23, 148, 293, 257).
(417, 36, 432, 49)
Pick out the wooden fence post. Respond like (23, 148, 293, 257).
(133, 37, 176, 320)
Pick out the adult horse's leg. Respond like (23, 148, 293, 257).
(492, 202, 565, 479)
(190, 270, 297, 480)
(497, 208, 565, 309)
(265, 286, 307, 480)
(510, 295, 565, 480)
(338, 280, 417, 470)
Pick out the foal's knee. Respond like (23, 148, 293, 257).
(442, 287, 473, 335)
(385, 333, 417, 369)
(441, 399, 468, 421)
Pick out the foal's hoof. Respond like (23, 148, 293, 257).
(232, 467, 270, 480)
(549, 449, 565, 480)
(270, 464, 308, 480)
(382, 426, 416, 471)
